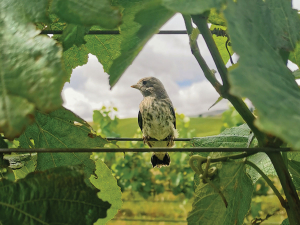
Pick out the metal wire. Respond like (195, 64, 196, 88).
(106, 137, 191, 141)
(0, 147, 291, 153)
(40, 30, 187, 35)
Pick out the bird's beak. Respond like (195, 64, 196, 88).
(131, 84, 140, 90)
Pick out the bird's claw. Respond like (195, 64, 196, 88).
(167, 135, 175, 147)
(143, 136, 152, 147)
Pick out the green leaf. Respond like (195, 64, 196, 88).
(90, 159, 122, 225)
(281, 218, 290, 225)
(246, 153, 276, 183)
(293, 70, 300, 80)
(208, 96, 223, 110)
(288, 160, 300, 191)
(60, 24, 91, 51)
(191, 124, 274, 183)
(187, 161, 253, 225)
(0, 0, 68, 139)
(0, 166, 111, 225)
(4, 153, 37, 179)
(0, 136, 9, 169)
(50, 0, 121, 28)
(289, 42, 300, 68)
(208, 8, 226, 26)
(210, 25, 233, 64)
(18, 107, 108, 182)
(0, 136, 7, 149)
(224, 0, 300, 150)
(62, 45, 89, 79)
(191, 124, 252, 149)
(162, 0, 226, 14)
(107, 0, 174, 87)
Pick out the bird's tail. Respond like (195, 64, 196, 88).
(151, 152, 170, 168)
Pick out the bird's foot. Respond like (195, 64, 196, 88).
(143, 136, 152, 147)
(167, 135, 175, 147)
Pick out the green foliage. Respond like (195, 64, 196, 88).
(207, 8, 226, 26)
(281, 218, 290, 225)
(188, 161, 253, 225)
(90, 159, 122, 225)
(289, 42, 300, 68)
(17, 107, 107, 182)
(288, 160, 300, 191)
(0, 0, 68, 139)
(0, 137, 9, 170)
(191, 124, 276, 184)
(107, 0, 175, 87)
(224, 0, 300, 150)
(220, 104, 244, 132)
(0, 166, 111, 225)
(191, 124, 253, 149)
(210, 25, 233, 64)
(59, 24, 91, 51)
(162, 0, 226, 15)
(93, 106, 120, 138)
(50, 0, 121, 28)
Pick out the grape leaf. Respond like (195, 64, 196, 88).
(18, 107, 108, 182)
(288, 160, 300, 191)
(162, 0, 226, 14)
(187, 161, 253, 225)
(191, 124, 275, 183)
(208, 8, 226, 26)
(0, 166, 111, 225)
(50, 0, 121, 29)
(60, 24, 91, 51)
(62, 45, 89, 79)
(85, 0, 174, 87)
(4, 153, 37, 179)
(0, 0, 68, 139)
(191, 124, 253, 150)
(108, 0, 174, 87)
(289, 42, 300, 68)
(281, 218, 290, 225)
(224, 0, 300, 149)
(90, 159, 122, 225)
(0, 136, 9, 169)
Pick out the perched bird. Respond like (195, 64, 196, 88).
(131, 77, 178, 168)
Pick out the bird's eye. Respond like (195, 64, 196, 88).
(143, 81, 147, 85)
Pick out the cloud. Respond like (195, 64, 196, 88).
(61, 14, 230, 121)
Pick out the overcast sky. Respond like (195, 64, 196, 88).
(61, 1, 300, 121)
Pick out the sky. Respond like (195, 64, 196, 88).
(62, 1, 300, 121)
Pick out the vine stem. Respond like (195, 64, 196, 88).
(267, 153, 300, 225)
(184, 14, 300, 225)
(188, 15, 266, 146)
(182, 14, 222, 95)
(245, 160, 286, 208)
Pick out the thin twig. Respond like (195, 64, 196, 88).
(245, 159, 286, 208)
(188, 14, 266, 146)
(182, 14, 222, 95)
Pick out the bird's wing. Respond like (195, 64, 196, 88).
(170, 105, 176, 129)
(164, 99, 176, 129)
(138, 110, 143, 131)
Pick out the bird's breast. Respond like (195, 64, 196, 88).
(140, 97, 175, 140)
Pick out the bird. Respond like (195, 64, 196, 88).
(131, 77, 178, 168)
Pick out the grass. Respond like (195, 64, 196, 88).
(116, 116, 223, 139)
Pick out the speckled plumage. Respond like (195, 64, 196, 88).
(131, 77, 178, 168)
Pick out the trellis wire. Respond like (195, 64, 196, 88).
(0, 147, 291, 153)
(40, 30, 187, 35)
